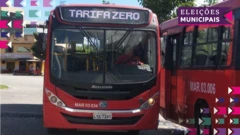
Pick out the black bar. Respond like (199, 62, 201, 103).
(103, 30, 106, 84)
(59, 7, 150, 25)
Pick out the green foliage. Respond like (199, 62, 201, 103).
(76, 46, 92, 53)
(0, 85, 8, 89)
(204, 0, 218, 6)
(102, 0, 110, 4)
(75, 42, 97, 54)
(138, 0, 196, 23)
(31, 32, 46, 60)
(102, 0, 115, 5)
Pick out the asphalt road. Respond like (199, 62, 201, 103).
(0, 74, 188, 135)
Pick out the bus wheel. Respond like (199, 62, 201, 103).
(127, 130, 140, 135)
(195, 101, 212, 135)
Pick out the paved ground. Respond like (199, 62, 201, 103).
(1, 75, 43, 104)
(0, 74, 188, 135)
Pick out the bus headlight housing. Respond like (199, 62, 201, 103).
(140, 92, 159, 110)
(148, 98, 155, 105)
(45, 89, 66, 107)
(50, 96, 57, 103)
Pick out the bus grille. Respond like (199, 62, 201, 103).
(61, 113, 143, 125)
(55, 77, 156, 100)
(73, 89, 134, 100)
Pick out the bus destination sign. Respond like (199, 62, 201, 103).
(59, 7, 150, 25)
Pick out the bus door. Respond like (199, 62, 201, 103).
(165, 34, 180, 120)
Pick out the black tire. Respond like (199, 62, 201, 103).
(195, 101, 213, 135)
(127, 130, 140, 135)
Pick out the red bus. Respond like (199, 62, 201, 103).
(37, 4, 160, 135)
(159, 0, 238, 134)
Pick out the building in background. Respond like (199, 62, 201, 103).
(0, 7, 45, 75)
(23, 26, 46, 75)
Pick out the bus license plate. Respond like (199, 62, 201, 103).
(93, 112, 112, 120)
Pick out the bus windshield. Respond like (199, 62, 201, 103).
(50, 28, 157, 85)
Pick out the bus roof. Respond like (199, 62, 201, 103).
(160, 0, 240, 31)
(55, 4, 152, 12)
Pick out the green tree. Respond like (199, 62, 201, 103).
(31, 33, 45, 60)
(138, 0, 196, 23)
(102, 0, 110, 4)
(204, 0, 218, 6)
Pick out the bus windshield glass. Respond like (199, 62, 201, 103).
(50, 28, 157, 85)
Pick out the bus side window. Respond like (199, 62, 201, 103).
(161, 35, 167, 67)
(180, 27, 193, 68)
(219, 26, 233, 66)
(194, 26, 218, 66)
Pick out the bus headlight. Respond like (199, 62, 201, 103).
(140, 92, 159, 110)
(45, 89, 66, 107)
(50, 96, 57, 103)
(148, 98, 155, 105)
(57, 101, 63, 106)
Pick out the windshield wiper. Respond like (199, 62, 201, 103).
(115, 27, 133, 49)
(76, 25, 98, 51)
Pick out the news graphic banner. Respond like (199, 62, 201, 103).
(185, 108, 211, 135)
(0, 0, 66, 7)
(177, 7, 233, 25)
(0, 0, 67, 48)
(0, 0, 67, 19)
(212, 87, 240, 135)
(0, 40, 11, 49)
(185, 86, 240, 135)
(0, 8, 23, 48)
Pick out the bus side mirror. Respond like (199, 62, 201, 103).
(42, 34, 47, 51)
(32, 33, 47, 60)
(37, 33, 47, 53)
(38, 20, 48, 53)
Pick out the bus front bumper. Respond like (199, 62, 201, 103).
(43, 101, 159, 131)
